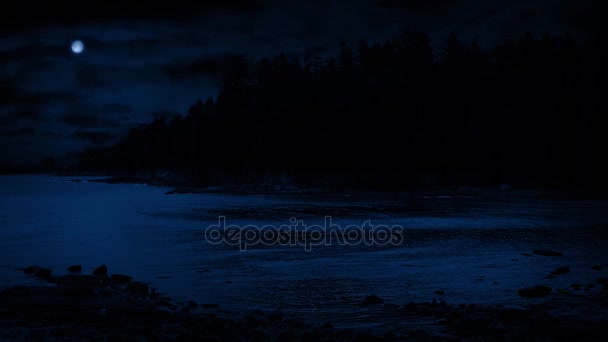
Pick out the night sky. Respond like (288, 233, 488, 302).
(0, 0, 599, 168)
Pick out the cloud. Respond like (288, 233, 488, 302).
(70, 130, 116, 144)
(76, 66, 108, 88)
(101, 103, 134, 114)
(6, 107, 41, 121)
(164, 54, 247, 82)
(3, 127, 37, 136)
(1, 0, 265, 36)
(0, 82, 77, 107)
(557, 0, 604, 34)
(59, 113, 100, 128)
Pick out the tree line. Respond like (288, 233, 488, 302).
(75, 29, 608, 191)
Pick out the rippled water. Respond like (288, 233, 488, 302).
(1, 174, 607, 324)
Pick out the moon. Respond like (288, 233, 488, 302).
(71, 40, 84, 54)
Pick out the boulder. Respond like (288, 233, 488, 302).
(361, 294, 384, 306)
(550, 266, 570, 275)
(35, 268, 53, 279)
(93, 264, 108, 276)
(67, 265, 82, 273)
(416, 305, 434, 317)
(518, 285, 551, 298)
(499, 308, 531, 322)
(111, 274, 133, 283)
(268, 310, 283, 321)
(54, 274, 107, 287)
(125, 281, 148, 297)
(61, 286, 95, 297)
(532, 250, 563, 257)
(23, 265, 41, 274)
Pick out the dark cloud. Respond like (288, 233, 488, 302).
(164, 54, 246, 82)
(101, 103, 134, 114)
(0, 84, 77, 107)
(0, 43, 70, 63)
(1, 0, 264, 35)
(6, 107, 41, 122)
(76, 66, 109, 88)
(557, 0, 604, 34)
(70, 130, 115, 144)
(41, 131, 62, 137)
(59, 113, 100, 128)
(3, 127, 36, 136)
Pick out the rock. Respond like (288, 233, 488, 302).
(435, 290, 445, 295)
(35, 268, 53, 279)
(93, 264, 108, 276)
(111, 274, 133, 283)
(1, 285, 29, 297)
(416, 304, 434, 317)
(125, 281, 148, 297)
(155, 306, 174, 316)
(550, 266, 570, 275)
(61, 286, 95, 297)
(320, 322, 334, 331)
(154, 300, 177, 310)
(596, 278, 608, 285)
(202, 303, 219, 309)
(592, 265, 602, 271)
(571, 284, 582, 291)
(450, 319, 464, 330)
(383, 303, 399, 310)
(404, 301, 434, 313)
(54, 274, 107, 287)
(361, 294, 384, 306)
(518, 285, 552, 298)
(533, 250, 563, 257)
(23, 265, 41, 274)
(499, 308, 531, 322)
(188, 301, 199, 309)
(268, 310, 283, 321)
(67, 265, 82, 273)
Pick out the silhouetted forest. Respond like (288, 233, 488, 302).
(76, 29, 608, 191)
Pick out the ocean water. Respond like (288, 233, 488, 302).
(1, 174, 607, 324)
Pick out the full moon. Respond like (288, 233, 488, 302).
(71, 40, 84, 54)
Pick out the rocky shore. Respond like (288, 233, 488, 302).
(2, 263, 608, 341)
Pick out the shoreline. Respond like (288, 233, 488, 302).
(2, 264, 607, 341)
(2, 172, 606, 200)
(57, 174, 606, 201)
